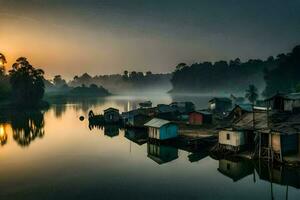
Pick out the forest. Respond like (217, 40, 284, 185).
(48, 71, 172, 94)
(170, 45, 300, 97)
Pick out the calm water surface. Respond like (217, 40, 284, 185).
(0, 94, 299, 200)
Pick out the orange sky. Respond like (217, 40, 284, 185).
(1, 0, 300, 80)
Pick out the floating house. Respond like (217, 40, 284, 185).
(103, 107, 120, 123)
(122, 108, 155, 127)
(265, 92, 300, 112)
(258, 113, 300, 163)
(188, 110, 212, 125)
(147, 142, 178, 164)
(209, 97, 232, 114)
(218, 158, 254, 182)
(169, 101, 195, 114)
(144, 118, 178, 140)
(228, 104, 253, 121)
(156, 104, 179, 121)
(218, 111, 268, 152)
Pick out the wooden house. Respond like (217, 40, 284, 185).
(258, 113, 300, 163)
(147, 142, 178, 164)
(103, 107, 120, 123)
(122, 108, 155, 126)
(218, 111, 268, 152)
(144, 118, 178, 140)
(209, 97, 232, 114)
(228, 104, 253, 121)
(265, 92, 300, 112)
(188, 111, 212, 125)
(169, 101, 195, 114)
(218, 158, 254, 182)
(156, 104, 179, 121)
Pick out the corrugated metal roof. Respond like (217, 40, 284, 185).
(265, 93, 300, 101)
(144, 118, 171, 128)
(233, 111, 268, 130)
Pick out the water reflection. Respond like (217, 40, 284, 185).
(217, 157, 254, 182)
(147, 141, 179, 165)
(255, 161, 300, 189)
(10, 111, 45, 147)
(0, 96, 299, 199)
(0, 124, 8, 145)
(124, 128, 148, 145)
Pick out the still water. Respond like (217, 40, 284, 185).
(0, 94, 299, 200)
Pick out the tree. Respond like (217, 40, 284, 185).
(245, 84, 258, 104)
(0, 53, 7, 75)
(53, 75, 67, 87)
(9, 57, 45, 107)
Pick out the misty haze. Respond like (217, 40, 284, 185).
(1, 1, 300, 200)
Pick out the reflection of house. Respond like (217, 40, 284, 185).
(104, 107, 120, 123)
(144, 118, 178, 140)
(209, 98, 232, 113)
(218, 158, 254, 182)
(124, 129, 148, 145)
(265, 93, 300, 112)
(189, 111, 212, 125)
(218, 111, 268, 152)
(104, 125, 119, 138)
(188, 151, 209, 162)
(147, 142, 178, 164)
(256, 162, 300, 189)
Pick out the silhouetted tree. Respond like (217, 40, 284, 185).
(53, 75, 67, 87)
(263, 45, 300, 96)
(245, 84, 258, 104)
(0, 53, 7, 75)
(9, 57, 45, 108)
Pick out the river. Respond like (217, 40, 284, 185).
(0, 94, 299, 200)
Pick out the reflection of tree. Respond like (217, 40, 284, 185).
(88, 124, 120, 138)
(0, 124, 8, 145)
(10, 111, 45, 147)
(53, 104, 67, 118)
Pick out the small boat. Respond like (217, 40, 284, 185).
(139, 101, 152, 108)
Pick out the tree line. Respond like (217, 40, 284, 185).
(170, 44, 300, 97)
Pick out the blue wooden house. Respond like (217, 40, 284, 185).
(144, 118, 178, 140)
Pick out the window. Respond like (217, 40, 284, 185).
(226, 133, 230, 140)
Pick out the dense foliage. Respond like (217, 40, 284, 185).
(9, 57, 45, 107)
(68, 71, 171, 93)
(263, 45, 300, 97)
(69, 84, 110, 96)
(170, 58, 277, 94)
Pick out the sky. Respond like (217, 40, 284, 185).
(0, 0, 300, 79)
